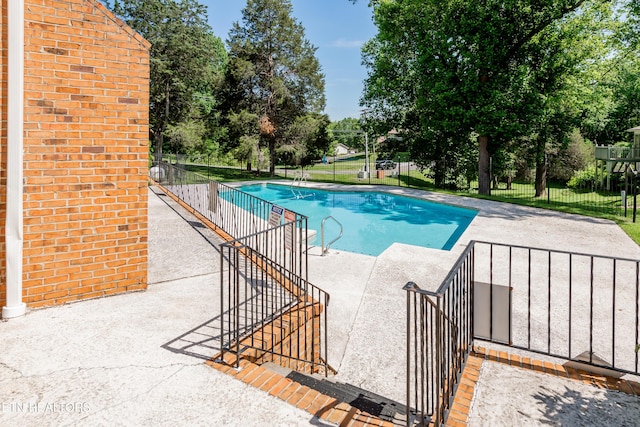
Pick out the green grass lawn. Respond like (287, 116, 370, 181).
(178, 161, 640, 247)
(617, 220, 640, 246)
(182, 163, 270, 182)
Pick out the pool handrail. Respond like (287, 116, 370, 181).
(321, 215, 343, 256)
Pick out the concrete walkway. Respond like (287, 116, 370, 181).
(0, 187, 321, 427)
(2, 183, 640, 426)
(304, 182, 640, 405)
(468, 357, 640, 426)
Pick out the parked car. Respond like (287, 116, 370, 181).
(376, 160, 396, 170)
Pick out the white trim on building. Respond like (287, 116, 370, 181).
(3, 0, 26, 319)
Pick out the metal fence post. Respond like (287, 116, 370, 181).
(633, 171, 638, 223)
(546, 155, 550, 205)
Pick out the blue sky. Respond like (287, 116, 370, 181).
(202, 0, 378, 121)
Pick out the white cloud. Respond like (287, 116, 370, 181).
(329, 38, 363, 48)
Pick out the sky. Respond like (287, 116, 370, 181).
(201, 0, 378, 121)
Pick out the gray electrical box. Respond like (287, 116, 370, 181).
(473, 281, 511, 344)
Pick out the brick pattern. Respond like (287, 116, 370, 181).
(446, 354, 482, 427)
(238, 301, 325, 375)
(208, 355, 403, 427)
(201, 271, 394, 425)
(0, 0, 150, 310)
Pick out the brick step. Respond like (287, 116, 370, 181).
(281, 368, 410, 425)
(209, 358, 412, 426)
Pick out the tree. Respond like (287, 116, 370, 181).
(113, 0, 225, 164)
(227, 109, 259, 170)
(526, 3, 630, 196)
(581, 53, 640, 145)
(547, 130, 594, 182)
(223, 0, 326, 176)
(328, 118, 363, 153)
(279, 113, 330, 167)
(362, 0, 614, 195)
(163, 119, 207, 156)
(193, 34, 229, 157)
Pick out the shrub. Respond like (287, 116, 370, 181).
(567, 165, 601, 190)
(548, 130, 594, 183)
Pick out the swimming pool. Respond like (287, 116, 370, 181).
(235, 183, 477, 256)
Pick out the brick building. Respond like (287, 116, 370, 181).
(1, 0, 150, 318)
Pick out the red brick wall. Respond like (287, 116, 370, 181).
(0, 0, 150, 310)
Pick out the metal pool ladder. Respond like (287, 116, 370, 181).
(291, 172, 312, 199)
(321, 216, 343, 256)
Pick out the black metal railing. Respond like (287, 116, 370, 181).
(473, 240, 640, 376)
(155, 161, 309, 278)
(154, 162, 330, 374)
(220, 222, 330, 376)
(404, 244, 475, 427)
(405, 240, 640, 426)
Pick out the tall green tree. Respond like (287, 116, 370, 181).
(279, 113, 331, 167)
(163, 119, 207, 156)
(223, 0, 326, 176)
(517, 4, 617, 196)
(113, 0, 225, 163)
(328, 118, 363, 153)
(579, 7, 640, 146)
(193, 35, 229, 157)
(362, 0, 614, 195)
(227, 109, 259, 169)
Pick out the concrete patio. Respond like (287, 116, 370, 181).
(1, 183, 640, 426)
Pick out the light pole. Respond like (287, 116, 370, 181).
(360, 109, 371, 178)
(363, 132, 370, 175)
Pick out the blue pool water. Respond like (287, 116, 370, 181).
(236, 183, 477, 256)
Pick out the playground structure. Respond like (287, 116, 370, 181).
(595, 126, 640, 191)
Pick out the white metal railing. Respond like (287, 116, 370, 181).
(291, 171, 312, 199)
